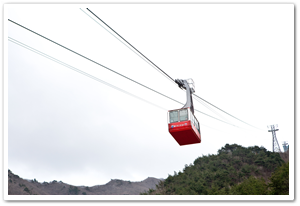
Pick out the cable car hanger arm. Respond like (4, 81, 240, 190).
(175, 79, 195, 115)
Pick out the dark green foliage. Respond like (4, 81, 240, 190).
(82, 192, 87, 195)
(255, 157, 265, 166)
(142, 144, 286, 195)
(68, 186, 80, 195)
(24, 187, 31, 194)
(229, 176, 268, 195)
(140, 188, 155, 195)
(32, 178, 38, 183)
(268, 162, 289, 195)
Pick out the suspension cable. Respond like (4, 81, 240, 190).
(85, 8, 176, 84)
(193, 94, 264, 131)
(194, 96, 234, 124)
(8, 19, 180, 106)
(82, 9, 262, 131)
(10, 37, 226, 133)
(80, 8, 177, 86)
(8, 34, 238, 128)
(8, 37, 167, 111)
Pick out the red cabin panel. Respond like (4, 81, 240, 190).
(168, 120, 201, 146)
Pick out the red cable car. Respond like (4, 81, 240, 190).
(168, 79, 201, 146)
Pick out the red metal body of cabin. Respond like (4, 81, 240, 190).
(168, 120, 201, 146)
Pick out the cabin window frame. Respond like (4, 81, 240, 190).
(168, 108, 190, 123)
(179, 109, 188, 122)
(169, 110, 179, 123)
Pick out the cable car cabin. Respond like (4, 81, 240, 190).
(168, 107, 201, 146)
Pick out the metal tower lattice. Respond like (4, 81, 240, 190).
(268, 124, 281, 153)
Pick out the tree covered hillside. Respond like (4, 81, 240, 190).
(142, 144, 289, 195)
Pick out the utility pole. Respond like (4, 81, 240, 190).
(267, 124, 282, 153)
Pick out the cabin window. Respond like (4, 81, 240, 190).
(190, 112, 194, 126)
(190, 112, 200, 133)
(169, 111, 178, 123)
(191, 112, 195, 127)
(179, 109, 188, 121)
(195, 119, 200, 133)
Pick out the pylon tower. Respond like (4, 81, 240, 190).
(268, 124, 281, 153)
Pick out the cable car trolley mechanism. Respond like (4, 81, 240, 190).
(168, 79, 201, 146)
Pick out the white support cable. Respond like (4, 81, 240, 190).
(8, 36, 240, 129)
(81, 9, 264, 131)
(193, 93, 265, 131)
(193, 95, 234, 124)
(7, 19, 248, 129)
(8, 37, 167, 112)
(193, 94, 265, 133)
(80, 8, 176, 86)
(8, 39, 268, 147)
(10, 37, 230, 134)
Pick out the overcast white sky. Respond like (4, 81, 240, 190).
(4, 2, 294, 197)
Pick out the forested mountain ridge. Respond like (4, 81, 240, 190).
(8, 143, 289, 195)
(141, 143, 289, 195)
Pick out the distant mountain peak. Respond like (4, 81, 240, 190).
(8, 170, 164, 195)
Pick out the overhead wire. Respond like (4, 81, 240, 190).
(83, 8, 263, 131)
(9, 37, 228, 134)
(8, 19, 181, 107)
(8, 37, 167, 111)
(7, 20, 238, 128)
(193, 96, 234, 124)
(79, 8, 177, 86)
(84, 8, 176, 84)
(193, 94, 264, 131)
